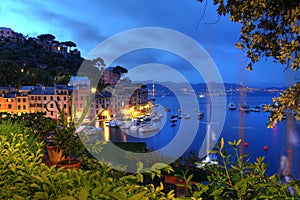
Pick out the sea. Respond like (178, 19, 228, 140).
(103, 93, 300, 179)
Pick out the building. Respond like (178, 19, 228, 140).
(0, 27, 24, 43)
(0, 27, 15, 38)
(104, 77, 149, 119)
(0, 76, 148, 121)
(68, 76, 92, 120)
(100, 67, 121, 85)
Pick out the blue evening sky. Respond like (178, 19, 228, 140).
(0, 0, 299, 87)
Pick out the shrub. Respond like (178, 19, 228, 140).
(191, 138, 300, 199)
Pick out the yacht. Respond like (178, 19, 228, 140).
(139, 124, 159, 133)
(228, 102, 237, 110)
(250, 106, 261, 112)
(239, 104, 250, 112)
(183, 113, 191, 119)
(196, 154, 218, 168)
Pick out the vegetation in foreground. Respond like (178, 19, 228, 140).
(0, 115, 299, 199)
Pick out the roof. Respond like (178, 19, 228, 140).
(68, 76, 90, 86)
(0, 27, 12, 30)
(95, 91, 112, 98)
(19, 86, 34, 91)
(55, 84, 69, 90)
(4, 93, 15, 98)
(30, 86, 54, 95)
(0, 87, 10, 91)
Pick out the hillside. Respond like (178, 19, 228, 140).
(0, 35, 85, 87)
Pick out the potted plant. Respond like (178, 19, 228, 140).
(54, 111, 85, 169)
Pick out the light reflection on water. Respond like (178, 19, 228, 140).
(99, 94, 299, 178)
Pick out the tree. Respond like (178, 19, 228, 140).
(113, 65, 128, 75)
(37, 34, 55, 42)
(61, 41, 77, 51)
(198, 0, 300, 127)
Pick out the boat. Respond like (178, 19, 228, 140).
(170, 114, 178, 122)
(239, 104, 250, 112)
(139, 124, 159, 133)
(250, 106, 261, 112)
(197, 111, 204, 120)
(119, 121, 131, 129)
(196, 153, 218, 168)
(129, 124, 139, 131)
(76, 125, 100, 135)
(108, 119, 118, 128)
(183, 113, 191, 119)
(228, 102, 237, 110)
(152, 115, 160, 122)
(164, 106, 170, 112)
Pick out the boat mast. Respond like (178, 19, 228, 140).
(151, 81, 155, 102)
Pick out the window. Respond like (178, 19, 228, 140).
(64, 97, 67, 101)
(8, 104, 11, 109)
(50, 96, 53, 101)
(23, 105, 26, 110)
(44, 104, 47, 108)
(18, 98, 21, 102)
(31, 96, 34, 101)
(18, 105, 21, 110)
(57, 96, 60, 101)
(44, 96, 47, 101)
(38, 96, 41, 101)
(64, 104, 67, 109)
(37, 104, 42, 107)
(50, 111, 53, 116)
(23, 98, 26, 102)
(50, 104, 53, 108)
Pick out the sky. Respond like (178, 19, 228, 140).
(0, 0, 299, 87)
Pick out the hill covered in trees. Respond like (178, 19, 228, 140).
(0, 31, 85, 87)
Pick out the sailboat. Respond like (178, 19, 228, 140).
(228, 84, 236, 110)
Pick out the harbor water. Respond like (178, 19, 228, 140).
(102, 94, 300, 178)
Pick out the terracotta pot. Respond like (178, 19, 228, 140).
(57, 160, 81, 169)
(46, 145, 64, 164)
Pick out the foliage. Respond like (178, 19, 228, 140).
(191, 138, 300, 199)
(207, 0, 300, 71)
(0, 122, 175, 199)
(0, 33, 84, 86)
(266, 82, 300, 128)
(53, 109, 85, 165)
(198, 0, 300, 128)
(113, 65, 128, 75)
(0, 112, 56, 141)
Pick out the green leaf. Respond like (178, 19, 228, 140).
(58, 196, 76, 200)
(79, 187, 88, 200)
(129, 191, 148, 200)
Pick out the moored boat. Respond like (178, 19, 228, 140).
(239, 103, 250, 112)
(228, 102, 237, 110)
(139, 124, 159, 133)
